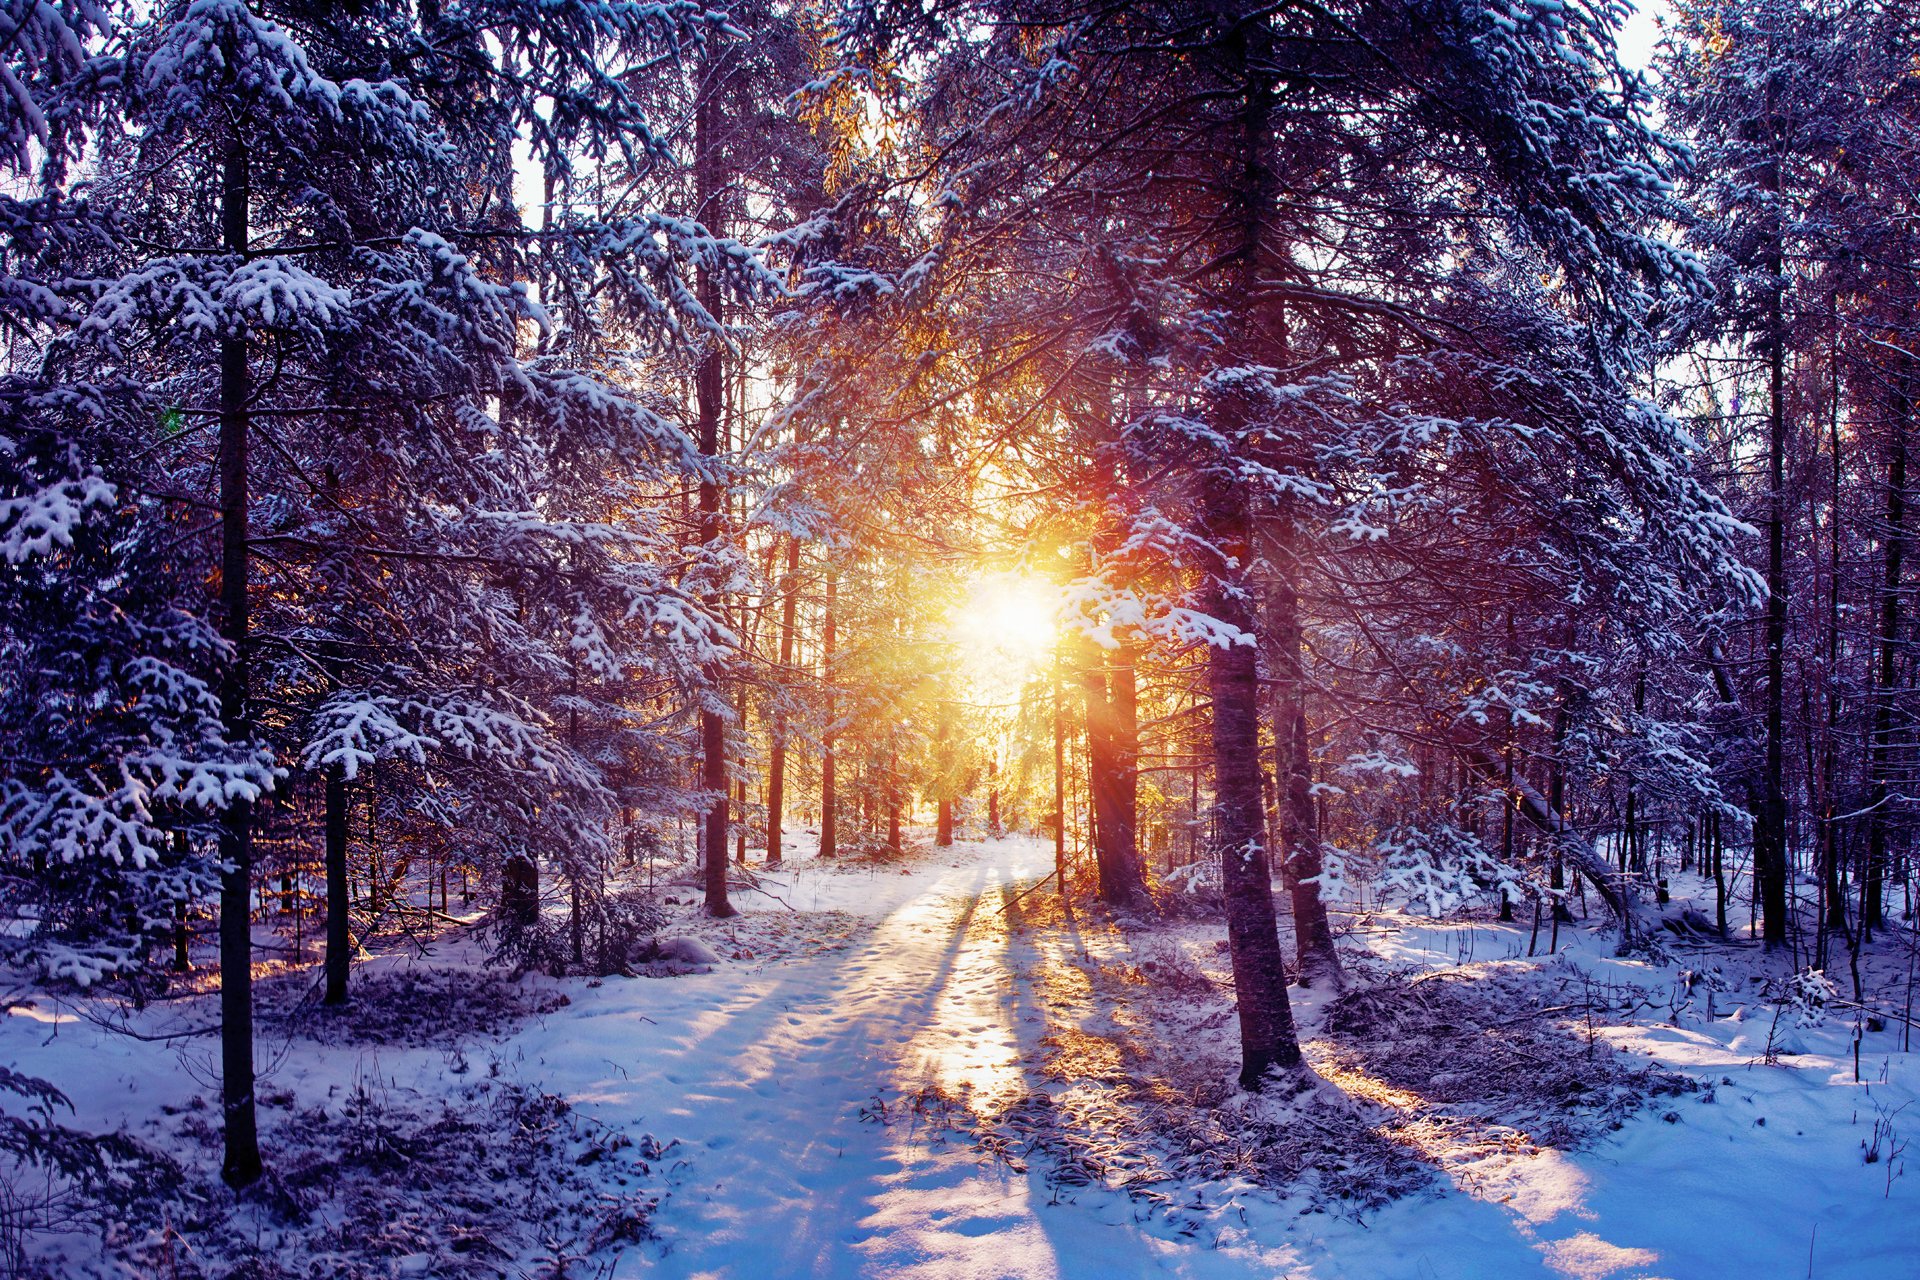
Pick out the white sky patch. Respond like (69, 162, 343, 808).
(1615, 0, 1667, 73)
(948, 571, 1059, 702)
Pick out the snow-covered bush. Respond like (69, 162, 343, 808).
(1777, 967, 1838, 1028)
(1162, 858, 1221, 898)
(1373, 823, 1531, 916)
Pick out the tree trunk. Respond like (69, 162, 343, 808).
(1866, 372, 1908, 932)
(216, 139, 262, 1189)
(987, 756, 1000, 835)
(821, 564, 838, 859)
(766, 535, 800, 865)
(1053, 649, 1068, 906)
(1753, 220, 1791, 947)
(887, 742, 902, 855)
(1204, 474, 1303, 1086)
(323, 765, 350, 1006)
(735, 771, 748, 866)
(1202, 9, 1304, 1088)
(1820, 315, 1847, 956)
(695, 40, 733, 918)
(934, 707, 954, 847)
(1270, 534, 1340, 986)
(172, 831, 192, 973)
(1081, 637, 1150, 909)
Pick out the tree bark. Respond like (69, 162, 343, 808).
(1204, 474, 1303, 1086)
(695, 39, 733, 918)
(1866, 372, 1908, 932)
(821, 563, 837, 859)
(1753, 201, 1791, 947)
(1820, 334, 1847, 958)
(1202, 5, 1304, 1088)
(1270, 533, 1340, 987)
(217, 138, 262, 1188)
(766, 535, 800, 865)
(887, 742, 902, 855)
(987, 756, 1000, 835)
(323, 765, 350, 1006)
(1053, 648, 1068, 906)
(1080, 636, 1149, 908)
(171, 831, 192, 973)
(935, 706, 955, 847)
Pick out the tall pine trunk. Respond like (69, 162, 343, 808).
(1866, 372, 1909, 932)
(695, 42, 733, 918)
(934, 704, 955, 847)
(217, 139, 262, 1188)
(1753, 208, 1791, 947)
(1820, 337, 1847, 955)
(323, 765, 350, 1006)
(820, 564, 838, 859)
(1204, 475, 1303, 1086)
(1080, 637, 1148, 907)
(1204, 8, 1302, 1087)
(766, 536, 800, 865)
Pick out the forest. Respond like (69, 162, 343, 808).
(2, 0, 1919, 1275)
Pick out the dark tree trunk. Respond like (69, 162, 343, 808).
(217, 139, 262, 1189)
(695, 41, 733, 918)
(1201, 9, 1303, 1088)
(987, 756, 1000, 835)
(1080, 638, 1149, 908)
(1270, 536, 1340, 987)
(172, 831, 192, 973)
(323, 765, 350, 1006)
(887, 742, 902, 855)
(1821, 328, 1848, 954)
(766, 535, 800, 865)
(1204, 475, 1303, 1086)
(1866, 373, 1908, 933)
(1053, 650, 1068, 906)
(935, 709, 954, 847)
(1753, 223, 1791, 947)
(735, 770, 748, 867)
(821, 564, 838, 859)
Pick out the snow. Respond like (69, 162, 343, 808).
(6, 837, 1920, 1276)
(0, 473, 116, 563)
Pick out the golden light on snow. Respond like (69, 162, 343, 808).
(905, 890, 1027, 1113)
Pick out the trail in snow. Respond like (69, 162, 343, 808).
(511, 837, 1105, 1277)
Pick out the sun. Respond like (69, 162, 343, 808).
(951, 571, 1058, 691)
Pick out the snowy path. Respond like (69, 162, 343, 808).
(510, 838, 1094, 1277)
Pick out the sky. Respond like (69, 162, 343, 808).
(1617, 0, 1668, 73)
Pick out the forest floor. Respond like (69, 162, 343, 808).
(7, 833, 1920, 1277)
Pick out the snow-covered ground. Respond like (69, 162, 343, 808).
(6, 834, 1919, 1277)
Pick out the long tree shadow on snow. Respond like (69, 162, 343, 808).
(899, 894, 1695, 1251)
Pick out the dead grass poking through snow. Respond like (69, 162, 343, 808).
(110, 1077, 670, 1280)
(1315, 961, 1695, 1156)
